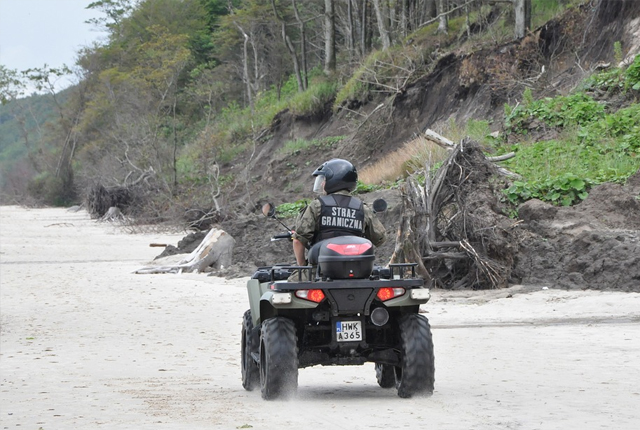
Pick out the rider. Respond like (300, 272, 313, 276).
(292, 158, 386, 266)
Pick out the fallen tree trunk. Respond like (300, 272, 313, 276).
(135, 229, 235, 274)
(390, 137, 522, 289)
(389, 177, 431, 279)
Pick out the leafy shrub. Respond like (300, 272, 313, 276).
(506, 92, 605, 134)
(505, 173, 591, 207)
(584, 67, 624, 92)
(578, 104, 640, 153)
(276, 199, 310, 218)
(354, 180, 382, 194)
(624, 54, 640, 91)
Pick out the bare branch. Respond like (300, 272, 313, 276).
(424, 129, 455, 149)
(486, 152, 515, 162)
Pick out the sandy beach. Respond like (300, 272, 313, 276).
(1, 205, 639, 429)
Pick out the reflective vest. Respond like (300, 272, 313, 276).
(314, 194, 365, 243)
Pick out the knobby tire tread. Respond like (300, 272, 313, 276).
(241, 310, 259, 390)
(396, 314, 435, 398)
(375, 363, 396, 388)
(260, 317, 299, 400)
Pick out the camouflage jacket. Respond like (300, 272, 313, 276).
(292, 190, 386, 248)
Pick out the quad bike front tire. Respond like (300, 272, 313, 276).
(375, 363, 396, 388)
(241, 310, 259, 391)
(259, 317, 299, 400)
(395, 314, 435, 398)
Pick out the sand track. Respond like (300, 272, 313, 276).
(1, 206, 639, 429)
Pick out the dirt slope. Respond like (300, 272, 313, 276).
(515, 171, 640, 291)
(211, 1, 640, 290)
(237, 0, 640, 210)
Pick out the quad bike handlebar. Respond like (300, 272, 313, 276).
(271, 232, 293, 241)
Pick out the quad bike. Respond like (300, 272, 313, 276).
(241, 201, 435, 400)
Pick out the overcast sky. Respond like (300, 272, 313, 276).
(0, 0, 108, 90)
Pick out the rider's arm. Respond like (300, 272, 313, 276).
(292, 200, 320, 248)
(293, 238, 306, 266)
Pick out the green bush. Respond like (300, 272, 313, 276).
(354, 180, 382, 194)
(578, 104, 640, 153)
(506, 92, 605, 134)
(624, 54, 640, 90)
(505, 173, 590, 207)
(584, 67, 624, 92)
(276, 199, 310, 218)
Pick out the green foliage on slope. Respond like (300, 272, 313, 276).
(500, 58, 640, 207)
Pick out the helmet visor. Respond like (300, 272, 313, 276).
(313, 175, 325, 194)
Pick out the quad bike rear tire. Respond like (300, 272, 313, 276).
(241, 309, 259, 391)
(259, 317, 299, 400)
(395, 314, 435, 398)
(375, 363, 396, 388)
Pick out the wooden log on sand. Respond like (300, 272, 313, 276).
(135, 228, 235, 274)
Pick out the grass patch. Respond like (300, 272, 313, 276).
(288, 81, 338, 117)
(359, 135, 449, 185)
(278, 136, 345, 156)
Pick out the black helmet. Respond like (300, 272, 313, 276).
(312, 159, 358, 193)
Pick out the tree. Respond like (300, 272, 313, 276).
(292, 0, 309, 87)
(372, 0, 391, 50)
(324, 0, 336, 73)
(514, 0, 532, 39)
(271, 0, 305, 92)
(0, 66, 25, 105)
(437, 0, 448, 34)
(21, 65, 80, 204)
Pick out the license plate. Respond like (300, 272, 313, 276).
(335, 320, 362, 342)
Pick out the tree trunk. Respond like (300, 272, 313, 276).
(514, 0, 532, 39)
(425, 0, 437, 19)
(400, 0, 408, 38)
(361, 0, 369, 57)
(292, 0, 308, 89)
(347, 0, 356, 58)
(372, 0, 391, 50)
(235, 23, 254, 112)
(324, 0, 336, 74)
(437, 0, 448, 34)
(271, 0, 304, 92)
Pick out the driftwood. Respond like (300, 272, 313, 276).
(390, 137, 521, 289)
(99, 206, 124, 222)
(424, 129, 455, 149)
(135, 228, 235, 274)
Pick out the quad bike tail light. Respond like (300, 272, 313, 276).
(326, 242, 372, 255)
(295, 289, 326, 303)
(376, 287, 405, 301)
